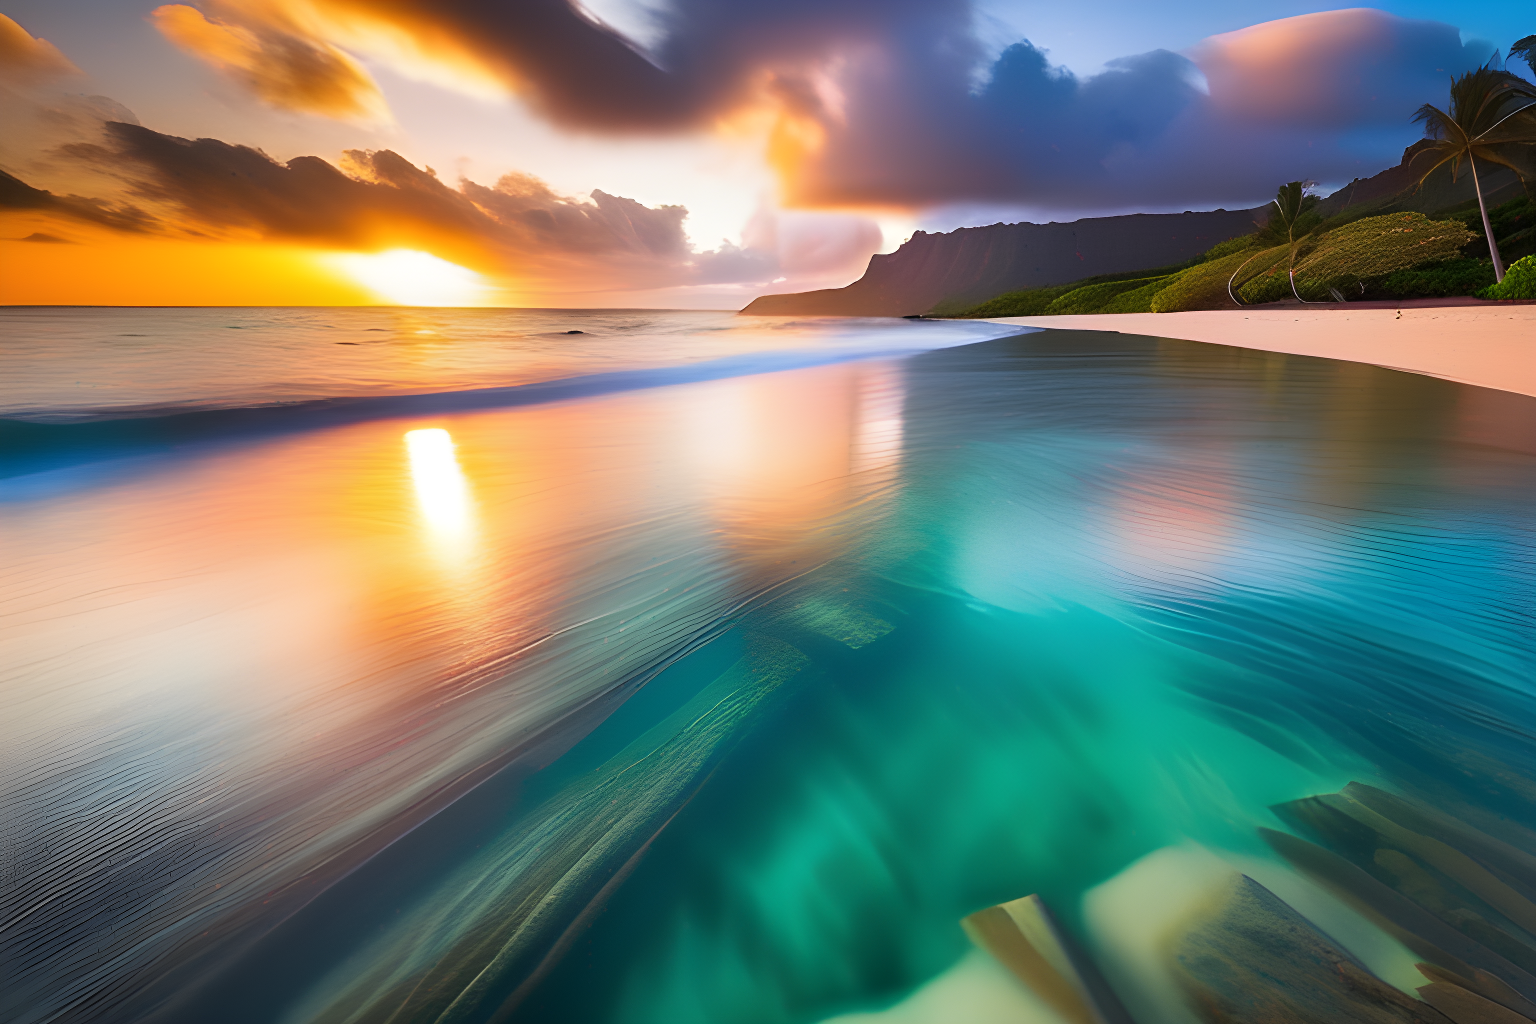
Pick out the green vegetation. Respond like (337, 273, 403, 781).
(1150, 247, 1284, 312)
(1200, 235, 1263, 261)
(1044, 276, 1174, 314)
(1097, 278, 1170, 313)
(1437, 193, 1534, 240)
(1238, 212, 1475, 303)
(1434, 193, 1536, 262)
(956, 284, 1077, 317)
(1479, 254, 1536, 298)
(951, 258, 1199, 317)
(1367, 257, 1496, 298)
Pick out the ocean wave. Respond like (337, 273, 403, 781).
(0, 340, 1028, 481)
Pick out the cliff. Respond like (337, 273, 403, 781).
(740, 207, 1265, 317)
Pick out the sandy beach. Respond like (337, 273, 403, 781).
(985, 304, 1536, 398)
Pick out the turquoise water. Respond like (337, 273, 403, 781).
(549, 336, 1536, 1024)
(1, 314, 1532, 1023)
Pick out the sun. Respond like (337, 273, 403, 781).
(327, 249, 490, 306)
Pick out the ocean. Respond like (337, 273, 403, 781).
(2, 307, 1534, 1024)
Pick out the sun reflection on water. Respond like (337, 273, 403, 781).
(405, 428, 474, 554)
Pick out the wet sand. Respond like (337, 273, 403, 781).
(984, 305, 1536, 398)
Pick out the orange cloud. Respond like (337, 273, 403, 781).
(57, 123, 720, 283)
(0, 168, 154, 234)
(151, 3, 387, 120)
(137, 0, 843, 130)
(1188, 9, 1462, 128)
(0, 13, 82, 83)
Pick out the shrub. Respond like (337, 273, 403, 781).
(1366, 258, 1495, 298)
(1499, 225, 1536, 263)
(1044, 276, 1171, 314)
(1479, 255, 1536, 299)
(1098, 278, 1171, 313)
(1308, 197, 1398, 238)
(1276, 212, 1475, 301)
(1151, 246, 1289, 312)
(954, 285, 1074, 317)
(1201, 233, 1261, 261)
(1432, 194, 1534, 242)
(949, 256, 1215, 317)
(1233, 247, 1307, 304)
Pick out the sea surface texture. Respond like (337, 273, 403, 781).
(1, 308, 1532, 1024)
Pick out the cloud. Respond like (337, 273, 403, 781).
(782, 9, 1490, 210)
(742, 204, 884, 276)
(1189, 9, 1478, 129)
(13, 119, 816, 295)
(150, 0, 974, 131)
(0, 13, 83, 84)
(0, 167, 155, 234)
(142, 3, 1492, 212)
(151, 4, 387, 120)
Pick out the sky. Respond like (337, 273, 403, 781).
(0, 0, 1529, 307)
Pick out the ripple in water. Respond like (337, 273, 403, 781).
(1, 322, 1532, 1024)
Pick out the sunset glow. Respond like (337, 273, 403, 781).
(0, 232, 378, 307)
(330, 251, 491, 307)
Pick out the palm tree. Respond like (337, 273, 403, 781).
(1268, 180, 1320, 245)
(1412, 63, 1536, 282)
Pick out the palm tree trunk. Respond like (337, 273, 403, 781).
(1469, 153, 1506, 283)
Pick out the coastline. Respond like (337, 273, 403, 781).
(982, 305, 1536, 398)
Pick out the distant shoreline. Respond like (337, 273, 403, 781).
(981, 305, 1536, 398)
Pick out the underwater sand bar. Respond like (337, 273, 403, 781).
(982, 306, 1536, 398)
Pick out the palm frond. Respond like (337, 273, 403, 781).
(1512, 35, 1536, 78)
(1470, 142, 1536, 180)
(1475, 100, 1536, 144)
(1409, 140, 1464, 184)
(1412, 103, 1463, 143)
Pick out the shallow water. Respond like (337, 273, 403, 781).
(1, 312, 1533, 1024)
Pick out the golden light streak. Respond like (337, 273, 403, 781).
(405, 429, 474, 555)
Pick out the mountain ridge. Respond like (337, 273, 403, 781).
(741, 143, 1525, 317)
